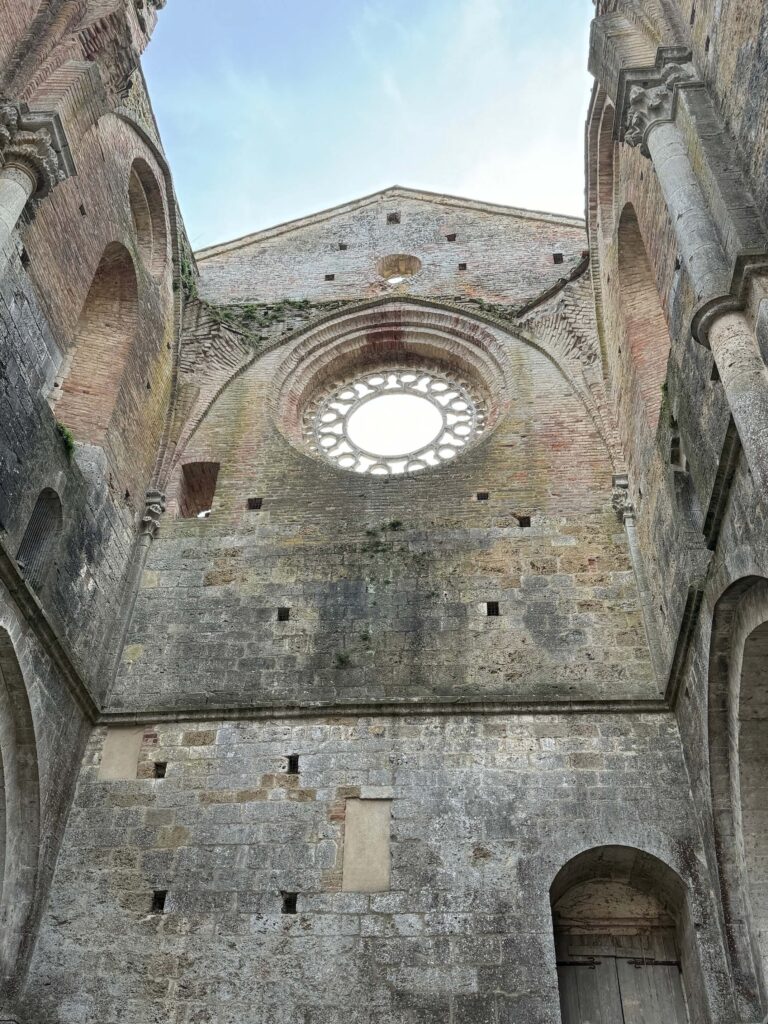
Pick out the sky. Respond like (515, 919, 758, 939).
(142, 0, 595, 251)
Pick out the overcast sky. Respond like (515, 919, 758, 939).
(142, 0, 594, 250)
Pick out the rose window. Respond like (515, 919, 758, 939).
(306, 369, 486, 475)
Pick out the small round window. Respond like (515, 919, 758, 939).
(307, 368, 485, 475)
(378, 254, 422, 285)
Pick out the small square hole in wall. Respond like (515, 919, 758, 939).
(153, 762, 167, 779)
(553, 252, 564, 265)
(325, 273, 335, 281)
(517, 515, 531, 528)
(151, 890, 167, 914)
(281, 891, 298, 914)
(338, 242, 348, 250)
(286, 753, 300, 775)
(458, 262, 467, 271)
(387, 212, 401, 224)
(486, 601, 500, 617)
(277, 607, 290, 622)
(476, 492, 489, 501)
(247, 497, 263, 510)
(446, 233, 457, 242)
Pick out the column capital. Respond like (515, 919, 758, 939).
(616, 49, 697, 156)
(141, 490, 166, 538)
(0, 102, 75, 202)
(611, 474, 635, 523)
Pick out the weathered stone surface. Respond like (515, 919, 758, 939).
(2, 2, 768, 1022)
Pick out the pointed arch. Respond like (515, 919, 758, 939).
(165, 297, 614, 487)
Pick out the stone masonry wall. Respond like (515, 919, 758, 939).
(110, 311, 656, 713)
(196, 191, 587, 307)
(20, 711, 731, 1024)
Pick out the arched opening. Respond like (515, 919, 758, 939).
(551, 847, 694, 1022)
(16, 487, 62, 590)
(740, 620, 768, 990)
(51, 242, 138, 444)
(176, 461, 220, 519)
(617, 204, 672, 431)
(709, 577, 768, 1017)
(596, 100, 616, 238)
(0, 629, 40, 995)
(128, 158, 168, 276)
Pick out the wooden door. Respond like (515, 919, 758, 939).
(557, 931, 689, 1023)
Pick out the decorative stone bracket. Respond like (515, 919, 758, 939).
(620, 57, 698, 156)
(0, 101, 75, 204)
(611, 473, 634, 523)
(141, 490, 166, 538)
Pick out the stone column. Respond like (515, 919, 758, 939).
(0, 101, 74, 265)
(620, 61, 768, 495)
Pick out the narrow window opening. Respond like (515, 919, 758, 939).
(705, 34, 711, 53)
(281, 891, 298, 914)
(476, 492, 489, 502)
(286, 754, 300, 775)
(690, 4, 696, 25)
(486, 601, 500, 617)
(153, 762, 167, 779)
(79, 203, 87, 217)
(16, 488, 63, 590)
(553, 252, 564, 265)
(19, 247, 30, 269)
(386, 212, 401, 224)
(247, 496, 263, 510)
(151, 890, 167, 914)
(277, 607, 291, 622)
(458, 262, 467, 271)
(711, 363, 721, 382)
(445, 233, 457, 242)
(517, 515, 531, 528)
(177, 461, 220, 519)
(325, 273, 335, 281)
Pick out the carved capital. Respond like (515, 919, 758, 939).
(611, 474, 635, 523)
(141, 490, 166, 538)
(620, 59, 698, 156)
(0, 102, 75, 201)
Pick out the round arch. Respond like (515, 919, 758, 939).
(617, 202, 673, 433)
(128, 157, 168, 276)
(51, 241, 139, 444)
(551, 845, 707, 1024)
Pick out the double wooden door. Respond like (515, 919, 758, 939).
(556, 930, 689, 1023)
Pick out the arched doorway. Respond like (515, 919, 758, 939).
(552, 847, 693, 1023)
(708, 577, 768, 1018)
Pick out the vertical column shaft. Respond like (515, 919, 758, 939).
(0, 163, 35, 258)
(644, 118, 768, 494)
